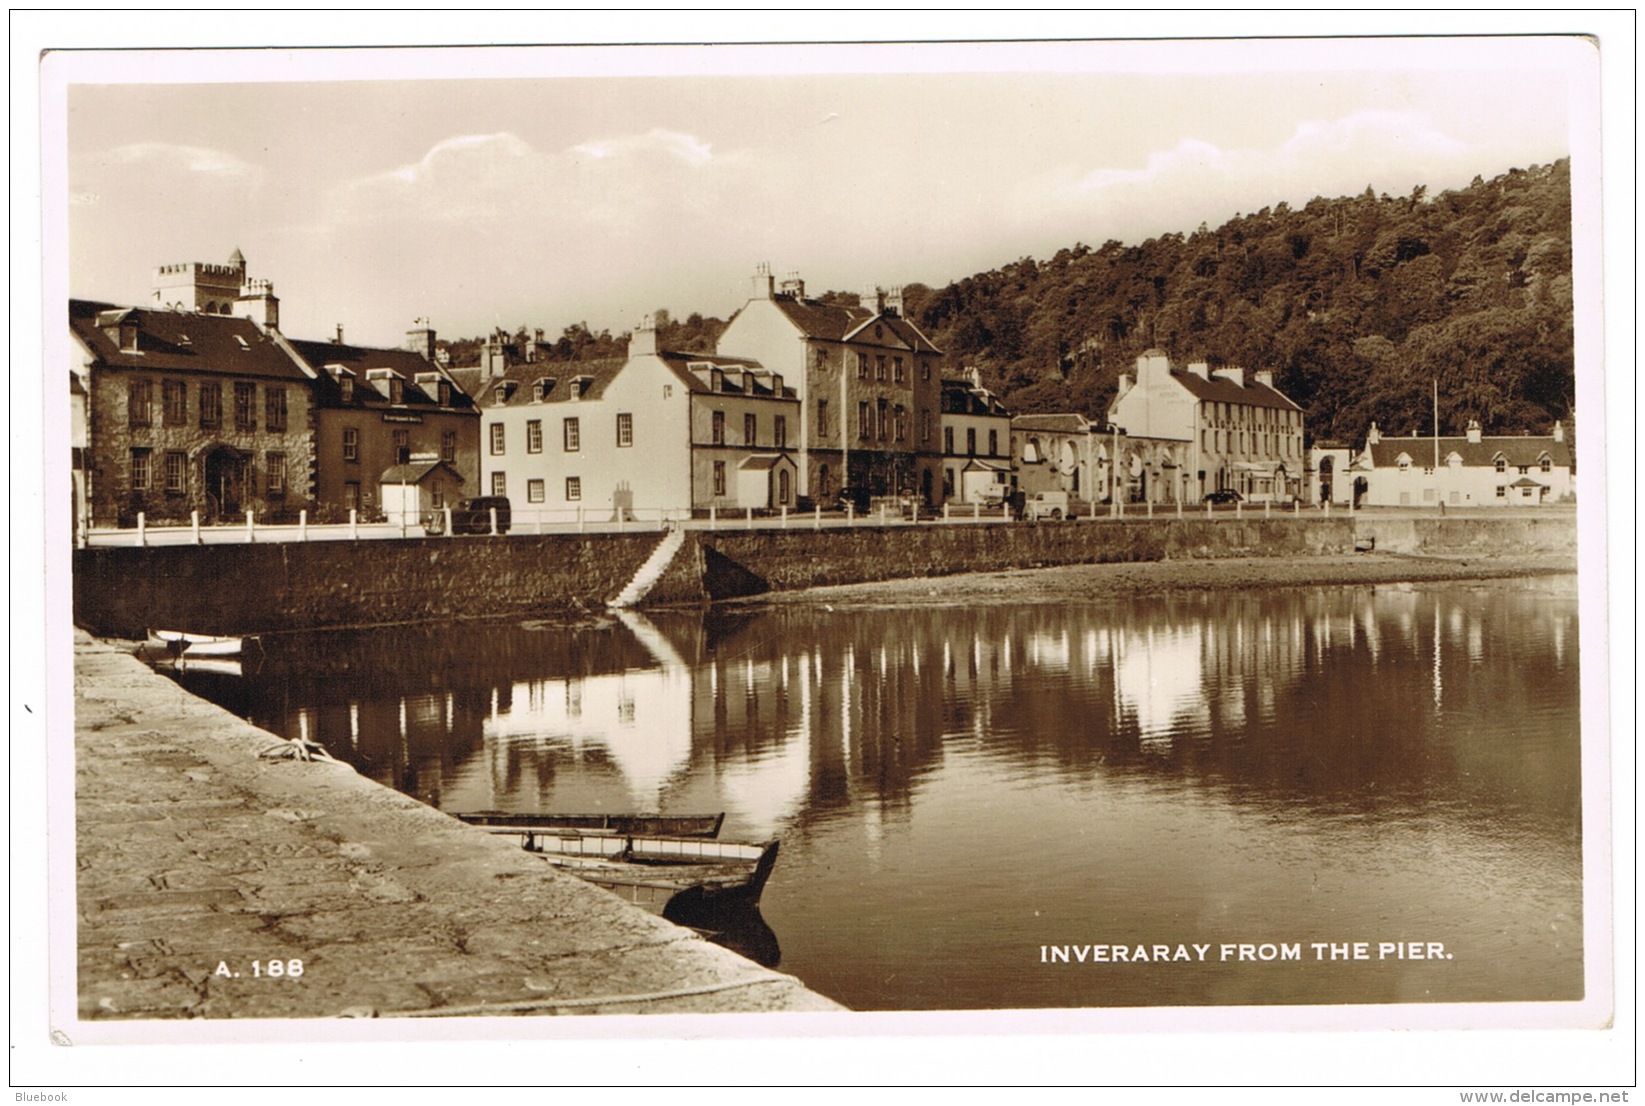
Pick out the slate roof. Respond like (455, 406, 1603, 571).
(941, 379, 1010, 416)
(380, 459, 463, 485)
(1012, 413, 1094, 434)
(466, 356, 629, 408)
(658, 351, 796, 400)
(286, 337, 475, 412)
(737, 453, 794, 472)
(754, 296, 942, 354)
(1168, 369, 1301, 412)
(69, 299, 310, 382)
(1367, 435, 1573, 469)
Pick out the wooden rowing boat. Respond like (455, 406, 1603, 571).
(502, 829, 780, 915)
(453, 810, 725, 838)
(145, 630, 253, 660)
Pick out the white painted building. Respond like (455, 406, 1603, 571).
(473, 320, 800, 520)
(1108, 349, 1306, 503)
(1354, 420, 1574, 508)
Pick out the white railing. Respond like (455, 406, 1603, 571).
(80, 500, 1372, 547)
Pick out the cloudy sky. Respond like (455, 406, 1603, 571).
(54, 36, 1584, 350)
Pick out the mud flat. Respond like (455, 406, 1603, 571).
(72, 632, 841, 1023)
(741, 551, 1578, 607)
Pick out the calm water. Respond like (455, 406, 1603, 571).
(173, 577, 1583, 1011)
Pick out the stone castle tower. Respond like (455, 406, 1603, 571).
(151, 247, 279, 329)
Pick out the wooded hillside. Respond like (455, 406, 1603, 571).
(902, 160, 1574, 444)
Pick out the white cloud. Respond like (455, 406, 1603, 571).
(98, 142, 260, 179)
(568, 128, 715, 167)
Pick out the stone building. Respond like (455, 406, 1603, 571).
(714, 266, 945, 506)
(70, 285, 317, 527)
(286, 321, 479, 520)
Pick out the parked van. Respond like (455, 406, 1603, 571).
(1024, 490, 1077, 521)
(448, 496, 512, 535)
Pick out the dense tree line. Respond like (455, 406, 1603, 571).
(444, 160, 1571, 448)
(903, 160, 1574, 444)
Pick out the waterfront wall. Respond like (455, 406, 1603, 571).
(71, 513, 1574, 637)
(72, 533, 660, 639)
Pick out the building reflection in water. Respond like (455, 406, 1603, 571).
(175, 577, 1581, 1009)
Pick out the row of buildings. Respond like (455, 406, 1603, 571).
(70, 253, 1573, 532)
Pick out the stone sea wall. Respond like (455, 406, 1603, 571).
(72, 513, 1574, 637)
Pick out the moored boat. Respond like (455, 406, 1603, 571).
(453, 810, 725, 838)
(145, 629, 254, 661)
(500, 829, 780, 915)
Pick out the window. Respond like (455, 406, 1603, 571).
(441, 430, 456, 464)
(565, 476, 580, 501)
(858, 402, 871, 440)
(199, 382, 221, 429)
(163, 380, 187, 427)
(1494, 457, 1507, 473)
(876, 356, 887, 382)
(130, 449, 150, 491)
(234, 382, 257, 431)
(437, 381, 451, 406)
(663, 384, 672, 400)
(922, 409, 932, 444)
(893, 406, 906, 442)
(526, 420, 542, 454)
(1496, 485, 1507, 499)
(163, 451, 187, 495)
(340, 377, 354, 404)
(712, 410, 725, 445)
(1540, 456, 1552, 473)
(527, 479, 545, 504)
(388, 378, 404, 405)
(744, 413, 757, 446)
(894, 357, 904, 383)
(713, 461, 726, 496)
(778, 468, 791, 505)
(128, 379, 153, 429)
(393, 429, 410, 463)
(265, 386, 287, 433)
(489, 423, 506, 455)
(775, 415, 787, 449)
(988, 429, 998, 456)
(966, 428, 977, 456)
(266, 452, 286, 496)
(492, 472, 507, 497)
(857, 353, 869, 380)
(617, 412, 633, 447)
(345, 482, 361, 511)
(817, 400, 828, 437)
(532, 379, 547, 402)
(343, 427, 359, 463)
(563, 417, 580, 452)
(922, 360, 931, 382)
(877, 398, 888, 440)
(944, 426, 954, 455)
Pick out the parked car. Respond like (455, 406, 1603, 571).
(1202, 489, 1243, 505)
(1025, 490, 1078, 520)
(448, 496, 512, 535)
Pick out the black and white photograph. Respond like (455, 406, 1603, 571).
(15, 14, 1632, 1092)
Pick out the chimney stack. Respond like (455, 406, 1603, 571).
(752, 263, 775, 300)
(629, 314, 658, 358)
(405, 317, 436, 361)
(1466, 419, 1483, 444)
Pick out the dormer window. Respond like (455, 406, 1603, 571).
(1397, 454, 1412, 472)
(1494, 456, 1507, 473)
(1539, 455, 1552, 473)
(121, 325, 140, 352)
(389, 378, 404, 405)
(234, 334, 250, 350)
(341, 377, 354, 403)
(438, 381, 451, 406)
(532, 377, 556, 402)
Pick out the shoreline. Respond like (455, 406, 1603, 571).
(731, 551, 1578, 607)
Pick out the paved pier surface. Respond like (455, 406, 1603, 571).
(73, 632, 841, 1019)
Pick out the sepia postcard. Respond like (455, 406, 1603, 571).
(16, 14, 1632, 1091)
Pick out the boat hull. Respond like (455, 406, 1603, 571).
(511, 832, 780, 915)
(454, 811, 725, 838)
